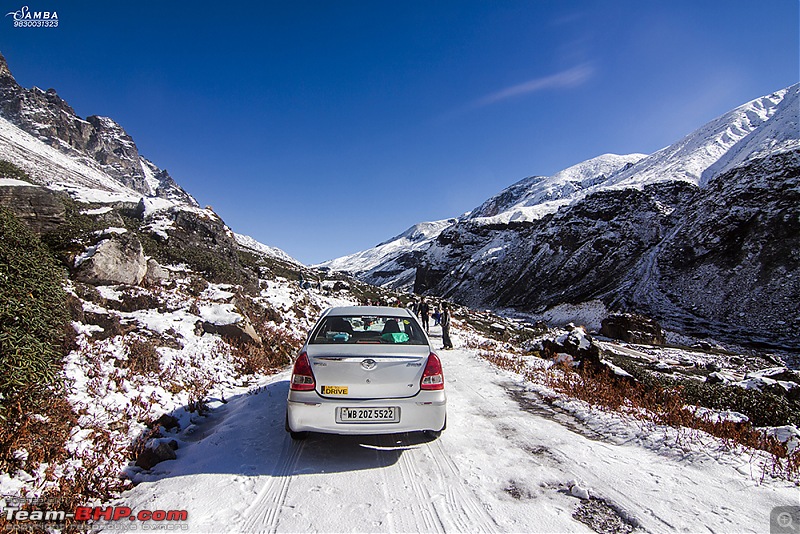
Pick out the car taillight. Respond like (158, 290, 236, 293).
(290, 352, 316, 391)
(421, 352, 444, 390)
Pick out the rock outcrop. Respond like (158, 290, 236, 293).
(0, 182, 65, 234)
(201, 316, 262, 346)
(600, 313, 666, 345)
(135, 440, 177, 470)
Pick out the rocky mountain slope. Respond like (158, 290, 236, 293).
(323, 84, 800, 350)
(0, 53, 193, 204)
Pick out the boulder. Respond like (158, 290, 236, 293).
(541, 325, 602, 370)
(202, 317, 262, 346)
(143, 258, 170, 285)
(135, 441, 177, 470)
(148, 414, 179, 431)
(74, 233, 148, 286)
(600, 313, 666, 345)
(333, 281, 350, 291)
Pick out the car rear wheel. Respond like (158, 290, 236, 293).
(423, 416, 446, 439)
(285, 413, 309, 441)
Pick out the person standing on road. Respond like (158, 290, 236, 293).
(440, 302, 453, 349)
(419, 297, 430, 332)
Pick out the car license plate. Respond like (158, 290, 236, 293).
(338, 407, 400, 423)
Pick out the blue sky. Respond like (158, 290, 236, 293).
(2, 1, 798, 264)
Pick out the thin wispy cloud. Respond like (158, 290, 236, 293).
(471, 64, 594, 109)
(434, 64, 595, 124)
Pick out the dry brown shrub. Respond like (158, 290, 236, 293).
(232, 322, 303, 376)
(124, 337, 161, 376)
(0, 392, 76, 475)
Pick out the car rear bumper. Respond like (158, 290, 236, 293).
(286, 389, 446, 435)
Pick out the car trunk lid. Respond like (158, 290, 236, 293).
(306, 344, 429, 399)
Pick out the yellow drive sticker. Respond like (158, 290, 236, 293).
(321, 386, 349, 395)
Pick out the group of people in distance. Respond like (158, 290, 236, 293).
(408, 296, 453, 350)
(357, 294, 454, 350)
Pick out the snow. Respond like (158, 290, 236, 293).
(93, 227, 127, 236)
(140, 158, 160, 196)
(0, 115, 143, 203)
(197, 303, 242, 326)
(73, 240, 107, 267)
(201, 283, 235, 302)
(601, 359, 633, 378)
(143, 215, 175, 240)
(81, 206, 113, 215)
(0, 177, 35, 187)
(597, 84, 799, 191)
(234, 232, 302, 266)
(138, 196, 179, 216)
(316, 218, 456, 282)
(468, 153, 648, 225)
(106, 323, 797, 533)
(764, 426, 800, 454)
(686, 405, 750, 425)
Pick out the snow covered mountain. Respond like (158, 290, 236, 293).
(317, 154, 648, 284)
(0, 53, 195, 205)
(466, 153, 648, 224)
(598, 85, 799, 190)
(324, 83, 800, 349)
(316, 218, 456, 288)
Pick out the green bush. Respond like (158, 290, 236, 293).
(0, 207, 72, 471)
(615, 358, 800, 428)
(0, 207, 69, 397)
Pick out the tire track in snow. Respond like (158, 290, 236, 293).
(374, 435, 401, 533)
(238, 437, 305, 533)
(429, 437, 500, 533)
(394, 433, 446, 533)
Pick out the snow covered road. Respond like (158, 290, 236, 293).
(116, 328, 798, 533)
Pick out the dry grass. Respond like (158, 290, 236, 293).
(0, 402, 130, 533)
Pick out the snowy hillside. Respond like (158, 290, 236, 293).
(0, 52, 197, 207)
(235, 232, 301, 266)
(599, 84, 799, 190)
(316, 218, 456, 289)
(0, 114, 143, 203)
(467, 153, 647, 224)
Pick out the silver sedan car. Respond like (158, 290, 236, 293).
(285, 305, 447, 440)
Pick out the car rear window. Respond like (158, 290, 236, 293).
(309, 315, 427, 345)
